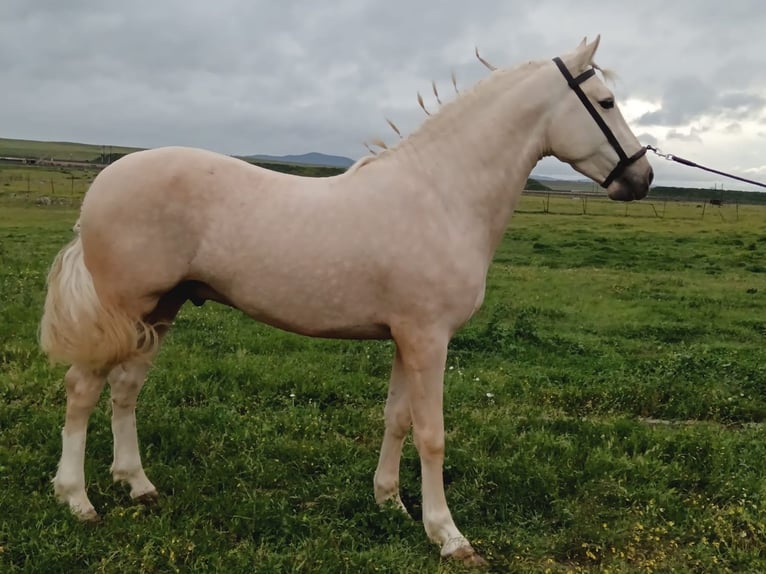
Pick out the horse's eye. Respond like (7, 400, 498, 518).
(599, 98, 615, 110)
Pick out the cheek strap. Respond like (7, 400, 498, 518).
(552, 57, 646, 188)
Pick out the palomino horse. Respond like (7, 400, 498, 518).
(40, 36, 652, 565)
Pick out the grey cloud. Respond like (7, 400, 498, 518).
(0, 0, 765, 185)
(719, 92, 765, 109)
(717, 92, 766, 120)
(637, 76, 766, 127)
(666, 128, 704, 143)
(637, 133, 658, 146)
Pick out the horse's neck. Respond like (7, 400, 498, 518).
(365, 66, 550, 258)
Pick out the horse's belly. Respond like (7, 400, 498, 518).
(244, 306, 392, 340)
(206, 280, 392, 341)
(289, 321, 392, 340)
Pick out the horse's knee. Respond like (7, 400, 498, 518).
(374, 472, 399, 497)
(384, 407, 411, 438)
(414, 429, 445, 460)
(108, 363, 147, 402)
(64, 367, 104, 410)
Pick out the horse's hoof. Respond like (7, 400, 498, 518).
(446, 543, 488, 568)
(77, 507, 100, 523)
(378, 495, 412, 519)
(133, 490, 159, 506)
(63, 497, 99, 522)
(458, 552, 488, 568)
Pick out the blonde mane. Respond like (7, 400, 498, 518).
(593, 62, 617, 84)
(350, 53, 547, 173)
(349, 47, 613, 174)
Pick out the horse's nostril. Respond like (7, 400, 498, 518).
(647, 167, 654, 185)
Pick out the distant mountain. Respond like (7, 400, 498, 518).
(531, 173, 590, 182)
(244, 152, 355, 168)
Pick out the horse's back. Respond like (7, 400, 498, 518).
(84, 146, 286, 208)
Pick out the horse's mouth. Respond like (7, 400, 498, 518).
(607, 167, 653, 202)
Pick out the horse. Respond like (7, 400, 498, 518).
(39, 36, 652, 565)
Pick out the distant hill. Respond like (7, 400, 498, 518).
(533, 178, 600, 193)
(7, 137, 758, 203)
(525, 175, 766, 205)
(243, 152, 355, 168)
(525, 178, 551, 191)
(0, 137, 141, 162)
(648, 185, 766, 205)
(0, 138, 357, 169)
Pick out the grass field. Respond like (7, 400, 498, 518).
(0, 165, 98, 203)
(2, 194, 766, 573)
(0, 138, 142, 162)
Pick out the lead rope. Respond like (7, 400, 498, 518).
(646, 145, 766, 189)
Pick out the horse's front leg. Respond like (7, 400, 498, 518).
(393, 327, 486, 566)
(374, 348, 412, 514)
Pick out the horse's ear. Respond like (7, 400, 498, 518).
(572, 34, 601, 71)
(588, 35, 601, 57)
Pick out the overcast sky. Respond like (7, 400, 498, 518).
(2, 1, 765, 190)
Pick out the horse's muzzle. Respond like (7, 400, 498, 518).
(607, 163, 653, 202)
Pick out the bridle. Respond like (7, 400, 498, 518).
(552, 57, 647, 188)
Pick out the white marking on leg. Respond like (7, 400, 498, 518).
(108, 361, 157, 500)
(53, 366, 105, 520)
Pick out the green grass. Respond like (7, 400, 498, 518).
(2, 199, 766, 573)
(530, 181, 766, 206)
(0, 137, 142, 162)
(0, 165, 99, 203)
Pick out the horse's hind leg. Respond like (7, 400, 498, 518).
(107, 288, 186, 504)
(53, 365, 106, 520)
(108, 359, 157, 503)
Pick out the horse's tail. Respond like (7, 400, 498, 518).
(39, 235, 158, 370)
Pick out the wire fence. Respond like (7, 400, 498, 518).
(518, 190, 746, 221)
(0, 165, 758, 223)
(0, 166, 97, 205)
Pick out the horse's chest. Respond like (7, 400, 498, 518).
(470, 279, 487, 316)
(417, 262, 488, 326)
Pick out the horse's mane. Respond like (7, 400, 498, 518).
(347, 50, 612, 174)
(347, 59, 540, 174)
(593, 62, 617, 84)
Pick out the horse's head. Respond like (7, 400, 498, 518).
(545, 36, 653, 201)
